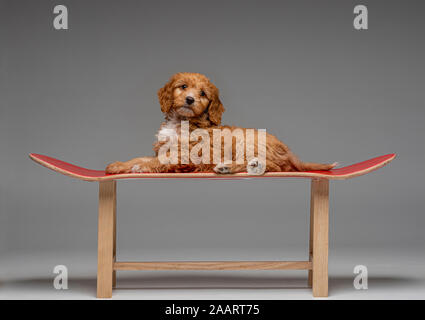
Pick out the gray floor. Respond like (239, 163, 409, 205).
(1, 247, 424, 299)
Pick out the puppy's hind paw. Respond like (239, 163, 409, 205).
(331, 162, 339, 168)
(247, 158, 265, 175)
(214, 163, 232, 174)
(131, 164, 150, 173)
(131, 164, 142, 173)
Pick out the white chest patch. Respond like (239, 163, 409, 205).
(156, 120, 179, 141)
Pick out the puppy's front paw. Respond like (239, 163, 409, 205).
(247, 158, 265, 175)
(105, 161, 128, 174)
(214, 163, 231, 174)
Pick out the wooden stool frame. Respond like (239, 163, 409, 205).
(29, 153, 395, 298)
(96, 178, 329, 298)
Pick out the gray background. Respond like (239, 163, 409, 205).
(0, 0, 424, 298)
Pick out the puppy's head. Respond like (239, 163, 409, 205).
(157, 72, 225, 125)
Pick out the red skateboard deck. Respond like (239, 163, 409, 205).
(29, 153, 396, 181)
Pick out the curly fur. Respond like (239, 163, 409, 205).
(106, 72, 335, 174)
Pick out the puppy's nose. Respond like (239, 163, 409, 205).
(185, 96, 195, 105)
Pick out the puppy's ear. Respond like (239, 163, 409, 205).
(157, 80, 174, 114)
(208, 89, 225, 125)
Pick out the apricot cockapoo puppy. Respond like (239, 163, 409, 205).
(106, 72, 336, 175)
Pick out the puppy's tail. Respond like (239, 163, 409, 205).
(288, 152, 337, 171)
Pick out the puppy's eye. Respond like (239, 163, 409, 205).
(200, 90, 206, 97)
(181, 84, 187, 90)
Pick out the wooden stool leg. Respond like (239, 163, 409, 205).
(308, 179, 316, 287)
(311, 179, 329, 297)
(97, 180, 116, 298)
(112, 181, 117, 288)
